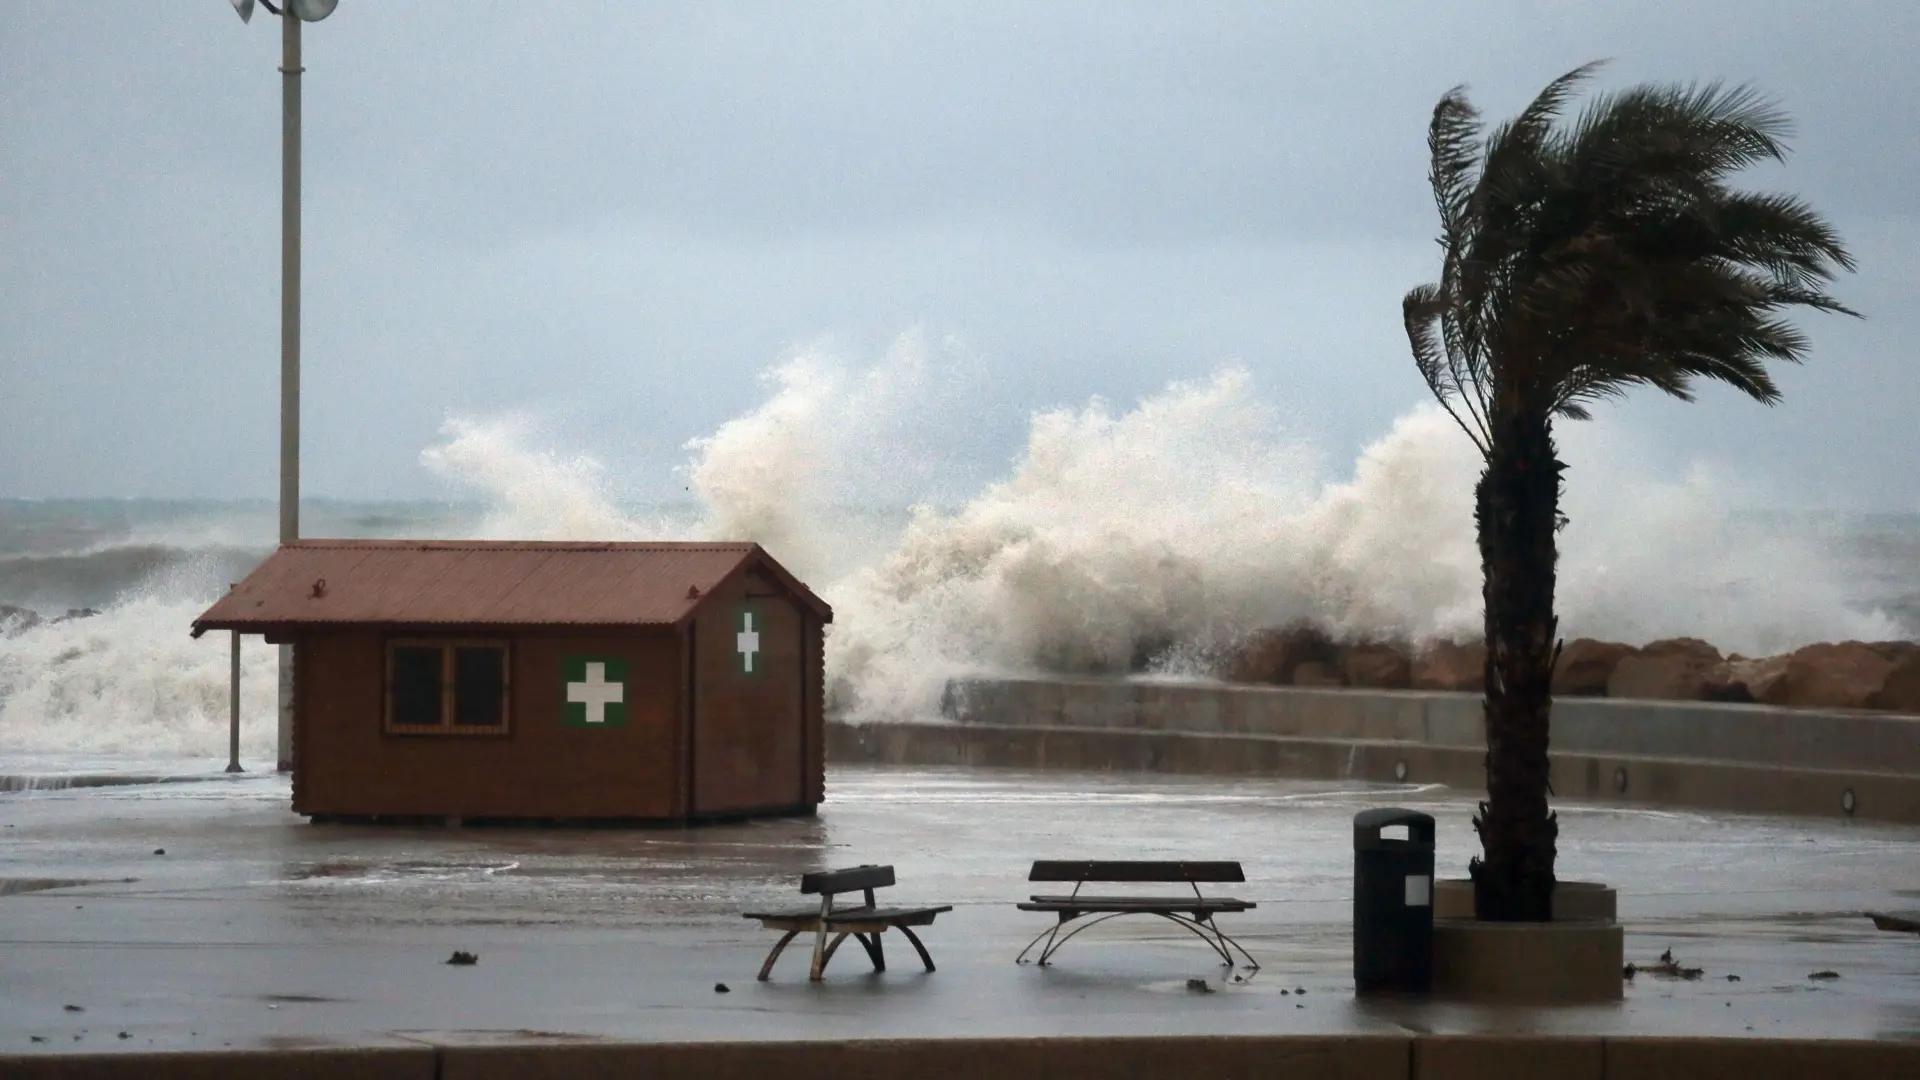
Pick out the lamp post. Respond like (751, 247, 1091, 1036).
(231, 0, 338, 771)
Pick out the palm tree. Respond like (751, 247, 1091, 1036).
(1403, 62, 1855, 922)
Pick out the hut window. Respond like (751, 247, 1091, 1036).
(390, 647, 444, 728)
(386, 640, 510, 735)
(454, 647, 506, 727)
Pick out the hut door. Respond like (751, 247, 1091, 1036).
(693, 595, 805, 814)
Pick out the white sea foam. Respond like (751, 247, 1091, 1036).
(0, 561, 279, 759)
(415, 338, 1905, 723)
(420, 414, 659, 542)
(0, 334, 1908, 758)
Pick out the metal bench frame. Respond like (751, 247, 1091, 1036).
(743, 864, 951, 982)
(1016, 860, 1260, 970)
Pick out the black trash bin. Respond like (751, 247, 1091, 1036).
(1353, 807, 1436, 994)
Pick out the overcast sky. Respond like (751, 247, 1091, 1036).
(3, 2, 1915, 509)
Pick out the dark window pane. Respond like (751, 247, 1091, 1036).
(391, 647, 443, 727)
(453, 647, 506, 728)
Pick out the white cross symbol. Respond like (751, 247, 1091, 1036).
(567, 662, 624, 724)
(737, 613, 761, 674)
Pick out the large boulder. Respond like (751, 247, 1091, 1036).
(1870, 653, 1920, 714)
(1341, 641, 1413, 689)
(1222, 624, 1340, 685)
(1764, 641, 1896, 709)
(1607, 638, 1724, 702)
(1292, 660, 1345, 687)
(1552, 639, 1636, 697)
(1639, 637, 1724, 664)
(1865, 640, 1920, 666)
(1703, 654, 1790, 703)
(1413, 640, 1485, 692)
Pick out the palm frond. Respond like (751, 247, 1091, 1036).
(1405, 61, 1855, 440)
(1477, 62, 1605, 219)
(1406, 283, 1490, 451)
(1428, 88, 1483, 241)
(1705, 191, 1858, 282)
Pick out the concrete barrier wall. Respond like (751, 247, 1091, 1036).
(439, 1036, 1410, 1080)
(1415, 1036, 1604, 1080)
(828, 719, 1920, 824)
(1601, 1037, 1920, 1079)
(940, 677, 1920, 775)
(0, 1047, 438, 1080)
(7, 1037, 1918, 1080)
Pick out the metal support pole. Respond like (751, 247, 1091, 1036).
(277, 12, 302, 773)
(227, 630, 245, 774)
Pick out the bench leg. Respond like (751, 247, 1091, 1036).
(1037, 920, 1066, 966)
(1018, 912, 1255, 970)
(1182, 915, 1236, 967)
(812, 931, 852, 981)
(809, 926, 831, 982)
(1033, 912, 1131, 966)
(898, 924, 936, 973)
(1017, 916, 1073, 966)
(758, 929, 802, 982)
(1198, 915, 1261, 972)
(854, 931, 886, 973)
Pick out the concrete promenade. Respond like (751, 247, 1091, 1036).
(3, 765, 1919, 1077)
(827, 677, 1920, 823)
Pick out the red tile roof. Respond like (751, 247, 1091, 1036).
(190, 540, 829, 636)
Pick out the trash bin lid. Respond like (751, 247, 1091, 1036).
(1353, 807, 1436, 848)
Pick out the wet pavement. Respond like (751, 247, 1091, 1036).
(2, 764, 1919, 1053)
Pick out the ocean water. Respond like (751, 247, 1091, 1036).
(2, 345, 1915, 765)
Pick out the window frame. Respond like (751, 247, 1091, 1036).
(383, 638, 512, 737)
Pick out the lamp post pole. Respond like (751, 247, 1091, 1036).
(277, 8, 302, 773)
(230, 0, 337, 771)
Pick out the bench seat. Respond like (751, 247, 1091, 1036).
(744, 904, 953, 928)
(1020, 895, 1255, 914)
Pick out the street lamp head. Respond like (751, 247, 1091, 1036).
(229, 0, 338, 22)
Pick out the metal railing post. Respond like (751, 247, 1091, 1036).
(227, 629, 245, 774)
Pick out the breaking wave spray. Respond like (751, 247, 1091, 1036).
(0, 332, 1903, 759)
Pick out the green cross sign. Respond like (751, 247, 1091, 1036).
(563, 656, 628, 727)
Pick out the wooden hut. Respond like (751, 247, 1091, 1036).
(191, 540, 830, 823)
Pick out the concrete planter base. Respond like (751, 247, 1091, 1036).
(1432, 879, 1617, 922)
(1431, 917, 1625, 1003)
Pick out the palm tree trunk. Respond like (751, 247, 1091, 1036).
(1470, 408, 1563, 922)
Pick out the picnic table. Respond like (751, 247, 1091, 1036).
(1016, 860, 1259, 970)
(742, 864, 952, 982)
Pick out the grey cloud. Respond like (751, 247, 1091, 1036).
(2, 1, 1916, 507)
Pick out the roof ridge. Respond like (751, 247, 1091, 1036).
(282, 539, 759, 549)
(188, 540, 833, 635)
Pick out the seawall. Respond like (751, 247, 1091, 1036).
(826, 677, 1920, 824)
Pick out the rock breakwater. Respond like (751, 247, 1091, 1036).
(1224, 624, 1920, 714)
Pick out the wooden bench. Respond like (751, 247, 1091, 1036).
(742, 864, 952, 982)
(1016, 860, 1259, 970)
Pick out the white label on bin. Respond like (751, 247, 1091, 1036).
(1405, 874, 1431, 907)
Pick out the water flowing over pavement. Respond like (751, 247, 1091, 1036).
(3, 765, 1919, 1052)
